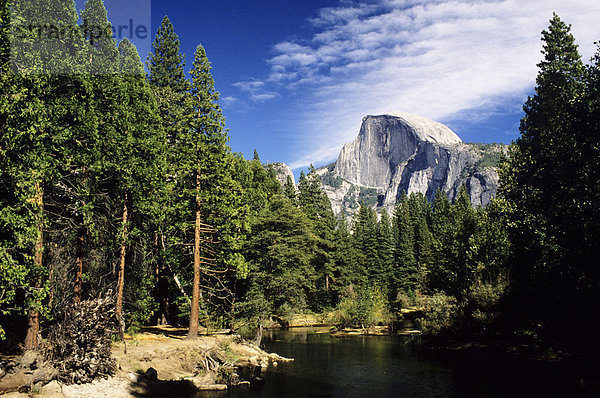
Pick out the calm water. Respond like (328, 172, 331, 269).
(206, 328, 583, 398)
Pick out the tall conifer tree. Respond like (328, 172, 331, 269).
(500, 14, 599, 352)
(186, 44, 230, 338)
(147, 16, 189, 92)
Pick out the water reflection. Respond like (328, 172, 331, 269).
(202, 327, 583, 398)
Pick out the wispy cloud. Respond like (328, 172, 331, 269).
(244, 0, 600, 168)
(232, 81, 279, 101)
(220, 96, 239, 107)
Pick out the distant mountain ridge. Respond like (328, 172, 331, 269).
(272, 113, 506, 217)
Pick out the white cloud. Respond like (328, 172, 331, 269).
(250, 0, 600, 168)
(232, 80, 279, 102)
(220, 96, 238, 106)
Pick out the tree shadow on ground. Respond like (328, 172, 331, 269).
(127, 370, 230, 398)
(140, 326, 189, 338)
(127, 373, 197, 397)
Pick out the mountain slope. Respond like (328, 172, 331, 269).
(317, 113, 505, 217)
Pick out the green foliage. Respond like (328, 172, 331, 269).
(3, 2, 597, 361)
(428, 187, 476, 298)
(242, 194, 318, 316)
(297, 166, 337, 309)
(147, 16, 189, 92)
(415, 293, 458, 337)
(499, 14, 600, 353)
(331, 286, 393, 329)
(460, 144, 506, 179)
(282, 175, 296, 202)
(215, 364, 236, 385)
(358, 187, 379, 207)
(466, 279, 507, 332)
(392, 191, 431, 294)
(320, 171, 343, 188)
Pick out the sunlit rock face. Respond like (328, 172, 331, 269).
(318, 113, 504, 217)
(267, 162, 296, 187)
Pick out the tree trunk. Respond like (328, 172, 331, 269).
(115, 191, 128, 334)
(188, 173, 201, 339)
(74, 229, 84, 304)
(24, 182, 44, 351)
(74, 167, 87, 304)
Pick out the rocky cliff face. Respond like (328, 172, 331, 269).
(318, 113, 505, 217)
(267, 162, 296, 187)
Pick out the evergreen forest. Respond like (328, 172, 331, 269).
(1, 0, 600, 367)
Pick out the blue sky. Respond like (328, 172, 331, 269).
(95, 0, 600, 172)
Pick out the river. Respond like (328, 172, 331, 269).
(207, 327, 584, 397)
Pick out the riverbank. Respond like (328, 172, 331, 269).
(268, 311, 422, 337)
(0, 326, 292, 397)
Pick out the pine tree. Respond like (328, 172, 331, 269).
(147, 16, 189, 92)
(449, 186, 476, 296)
(500, 14, 600, 352)
(353, 204, 378, 286)
(80, 0, 118, 74)
(375, 210, 394, 294)
(186, 44, 232, 338)
(0, 0, 91, 349)
(147, 16, 195, 327)
(332, 217, 362, 292)
(283, 175, 296, 202)
(242, 194, 318, 318)
(70, 0, 120, 306)
(407, 193, 432, 291)
(392, 192, 417, 294)
(429, 189, 453, 292)
(297, 166, 337, 308)
(107, 37, 166, 331)
(500, 13, 584, 274)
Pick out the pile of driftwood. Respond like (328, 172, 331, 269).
(194, 347, 239, 385)
(47, 296, 117, 383)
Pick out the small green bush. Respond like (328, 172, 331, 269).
(415, 293, 458, 336)
(467, 279, 507, 331)
(331, 286, 393, 329)
(216, 365, 236, 385)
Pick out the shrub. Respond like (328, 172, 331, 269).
(331, 286, 393, 329)
(415, 293, 458, 336)
(467, 279, 507, 332)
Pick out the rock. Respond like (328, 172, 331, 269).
(196, 383, 227, 391)
(32, 363, 58, 384)
(267, 353, 294, 363)
(21, 351, 38, 368)
(318, 113, 505, 217)
(41, 380, 64, 397)
(266, 162, 296, 187)
(249, 375, 265, 389)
